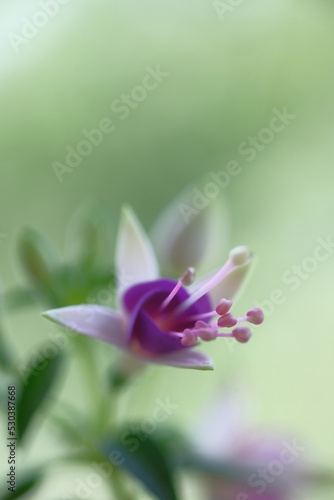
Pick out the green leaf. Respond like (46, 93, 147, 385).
(0, 339, 14, 373)
(0, 318, 16, 373)
(16, 348, 63, 441)
(100, 431, 179, 500)
(18, 228, 60, 289)
(0, 373, 17, 409)
(50, 267, 116, 307)
(0, 471, 42, 499)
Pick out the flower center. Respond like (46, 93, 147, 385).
(124, 246, 264, 355)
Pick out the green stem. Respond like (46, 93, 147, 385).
(73, 337, 121, 437)
(98, 391, 116, 434)
(74, 337, 101, 425)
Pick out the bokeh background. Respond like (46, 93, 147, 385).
(1, 0, 334, 498)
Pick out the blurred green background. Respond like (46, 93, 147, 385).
(1, 0, 334, 498)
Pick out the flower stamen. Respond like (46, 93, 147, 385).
(159, 267, 195, 312)
(173, 246, 250, 315)
(175, 301, 263, 347)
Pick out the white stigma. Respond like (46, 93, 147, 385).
(229, 246, 251, 266)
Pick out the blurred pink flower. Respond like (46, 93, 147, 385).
(194, 388, 305, 499)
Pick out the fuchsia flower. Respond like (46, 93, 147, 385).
(43, 202, 263, 370)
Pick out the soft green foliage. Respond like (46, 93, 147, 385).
(101, 433, 178, 500)
(16, 350, 63, 441)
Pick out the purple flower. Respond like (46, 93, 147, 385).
(43, 202, 263, 370)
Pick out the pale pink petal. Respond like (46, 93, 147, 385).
(209, 260, 252, 304)
(42, 305, 127, 348)
(151, 188, 230, 276)
(116, 206, 159, 302)
(148, 349, 214, 370)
